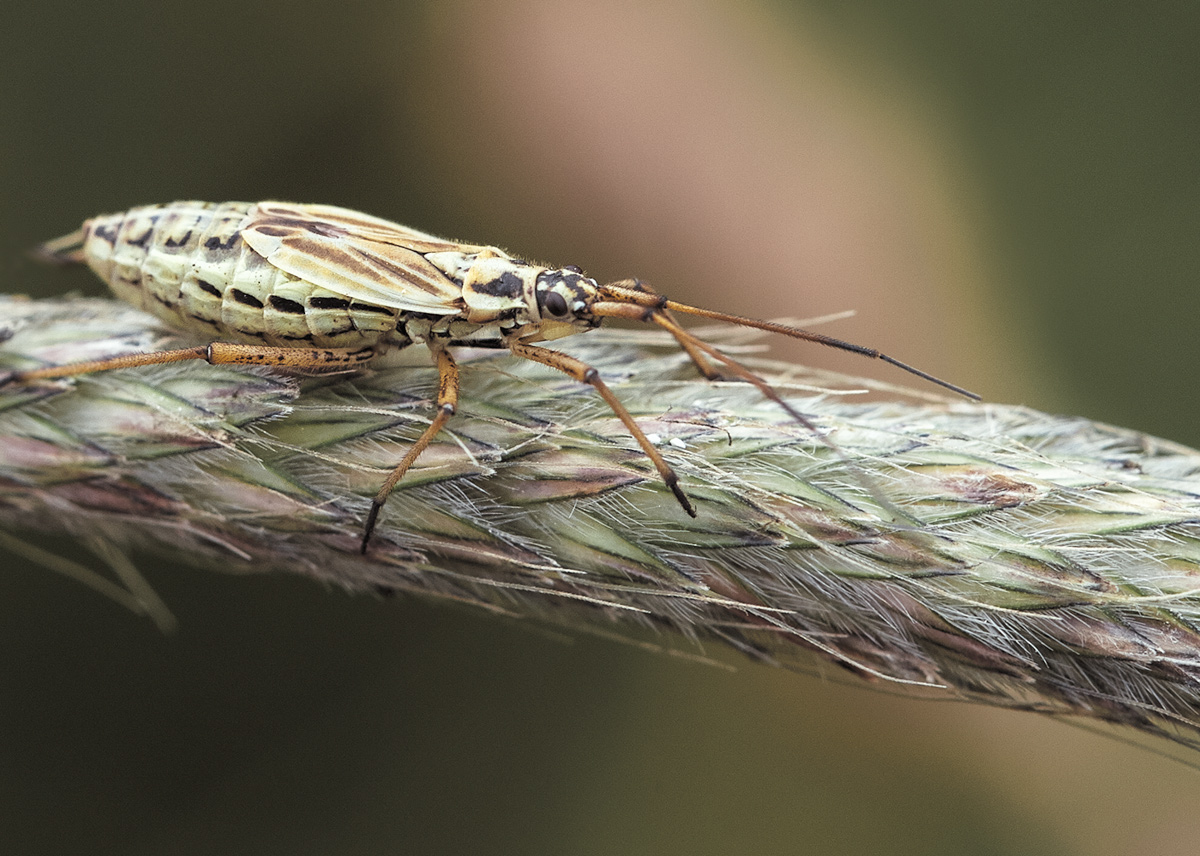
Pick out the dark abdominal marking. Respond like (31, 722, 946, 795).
(204, 232, 240, 251)
(92, 224, 119, 244)
(309, 296, 351, 310)
(196, 279, 222, 298)
(231, 289, 264, 308)
(268, 295, 306, 314)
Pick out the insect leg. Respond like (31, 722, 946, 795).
(591, 299, 828, 432)
(508, 340, 697, 517)
(8, 344, 376, 383)
(644, 311, 822, 430)
(604, 279, 721, 380)
(361, 344, 459, 554)
(647, 311, 918, 523)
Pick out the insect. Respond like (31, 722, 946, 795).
(16, 201, 978, 552)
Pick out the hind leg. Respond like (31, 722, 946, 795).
(8, 342, 375, 383)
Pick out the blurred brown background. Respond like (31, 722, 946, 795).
(3, 1, 1200, 854)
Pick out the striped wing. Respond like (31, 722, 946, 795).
(240, 202, 486, 314)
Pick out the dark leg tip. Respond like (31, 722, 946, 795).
(360, 503, 382, 554)
(669, 482, 698, 518)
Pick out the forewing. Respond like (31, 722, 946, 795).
(241, 202, 478, 314)
(264, 202, 481, 254)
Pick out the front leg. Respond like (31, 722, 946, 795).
(508, 339, 697, 518)
(601, 278, 721, 380)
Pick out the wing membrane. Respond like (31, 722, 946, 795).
(241, 202, 482, 314)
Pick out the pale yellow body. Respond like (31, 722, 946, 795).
(73, 201, 585, 353)
(82, 202, 398, 349)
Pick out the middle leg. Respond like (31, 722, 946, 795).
(509, 339, 696, 517)
(360, 343, 460, 553)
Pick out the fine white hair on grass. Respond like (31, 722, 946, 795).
(9, 295, 1200, 755)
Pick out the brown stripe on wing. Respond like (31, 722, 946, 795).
(255, 202, 480, 255)
(241, 220, 463, 314)
(346, 245, 460, 297)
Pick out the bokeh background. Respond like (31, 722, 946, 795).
(3, 1, 1200, 854)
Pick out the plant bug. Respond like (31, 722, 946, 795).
(16, 201, 978, 551)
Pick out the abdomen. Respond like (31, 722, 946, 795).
(78, 201, 403, 350)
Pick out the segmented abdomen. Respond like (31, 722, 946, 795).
(79, 201, 405, 349)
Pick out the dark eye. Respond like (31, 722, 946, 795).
(543, 291, 569, 317)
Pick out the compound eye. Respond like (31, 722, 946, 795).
(543, 290, 569, 317)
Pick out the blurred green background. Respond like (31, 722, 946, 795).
(4, 1, 1200, 854)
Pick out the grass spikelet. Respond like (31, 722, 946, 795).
(5, 294, 1200, 751)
